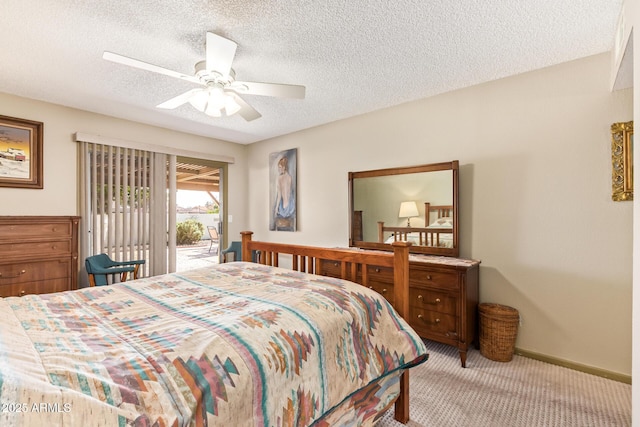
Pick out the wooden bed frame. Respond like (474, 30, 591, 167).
(378, 202, 454, 247)
(241, 231, 414, 424)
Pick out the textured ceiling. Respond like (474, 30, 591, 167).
(0, 1, 624, 144)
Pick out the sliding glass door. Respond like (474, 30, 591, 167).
(79, 143, 228, 285)
(174, 157, 226, 272)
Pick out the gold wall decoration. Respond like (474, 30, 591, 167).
(611, 121, 633, 201)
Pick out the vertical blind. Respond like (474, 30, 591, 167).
(79, 142, 174, 281)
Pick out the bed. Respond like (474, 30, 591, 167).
(0, 232, 427, 426)
(378, 202, 454, 248)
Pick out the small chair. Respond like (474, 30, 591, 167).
(207, 226, 220, 254)
(85, 254, 146, 286)
(221, 241, 260, 263)
(221, 241, 242, 262)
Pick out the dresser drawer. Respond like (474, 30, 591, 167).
(319, 260, 396, 304)
(365, 265, 393, 285)
(409, 287, 456, 315)
(317, 259, 361, 284)
(410, 267, 458, 290)
(365, 282, 394, 306)
(408, 307, 457, 337)
(0, 278, 70, 297)
(365, 265, 394, 303)
(0, 216, 79, 296)
(318, 259, 343, 278)
(0, 259, 70, 284)
(0, 240, 71, 257)
(0, 221, 72, 240)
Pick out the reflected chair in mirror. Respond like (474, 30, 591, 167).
(85, 253, 146, 287)
(207, 226, 220, 254)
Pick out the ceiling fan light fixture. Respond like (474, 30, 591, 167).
(188, 90, 209, 112)
(208, 86, 227, 110)
(224, 95, 241, 116)
(204, 101, 222, 117)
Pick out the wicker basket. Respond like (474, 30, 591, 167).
(478, 303, 519, 362)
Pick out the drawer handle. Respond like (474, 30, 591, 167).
(417, 295, 441, 305)
(375, 268, 381, 273)
(368, 286, 373, 289)
(417, 314, 440, 324)
(0, 269, 27, 278)
(19, 290, 26, 296)
(426, 275, 432, 280)
(381, 288, 387, 293)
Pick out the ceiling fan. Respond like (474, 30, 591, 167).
(102, 32, 305, 121)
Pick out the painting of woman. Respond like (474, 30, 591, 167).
(270, 148, 297, 231)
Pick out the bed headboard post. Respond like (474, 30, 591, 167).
(241, 231, 253, 262)
(424, 202, 430, 224)
(390, 240, 411, 423)
(377, 221, 385, 243)
(390, 241, 411, 319)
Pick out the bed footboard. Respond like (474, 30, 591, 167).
(241, 231, 413, 423)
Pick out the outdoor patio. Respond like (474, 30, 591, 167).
(176, 241, 220, 272)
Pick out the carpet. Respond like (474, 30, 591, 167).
(376, 340, 631, 427)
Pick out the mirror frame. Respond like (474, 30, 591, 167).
(349, 160, 459, 257)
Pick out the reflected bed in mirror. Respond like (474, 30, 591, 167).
(349, 161, 459, 257)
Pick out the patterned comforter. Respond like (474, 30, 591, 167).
(0, 262, 427, 426)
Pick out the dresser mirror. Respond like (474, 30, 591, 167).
(349, 161, 459, 257)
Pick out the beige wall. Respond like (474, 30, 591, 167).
(247, 53, 634, 376)
(0, 93, 249, 240)
(621, 0, 639, 420)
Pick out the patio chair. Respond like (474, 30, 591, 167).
(221, 241, 242, 262)
(207, 226, 220, 254)
(85, 253, 146, 286)
(221, 241, 261, 263)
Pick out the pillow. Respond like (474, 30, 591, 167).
(385, 232, 422, 244)
(428, 217, 453, 228)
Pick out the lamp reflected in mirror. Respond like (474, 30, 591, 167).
(399, 201, 419, 227)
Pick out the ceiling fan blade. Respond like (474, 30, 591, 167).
(230, 81, 305, 99)
(206, 32, 237, 77)
(103, 51, 201, 85)
(227, 93, 262, 121)
(156, 89, 203, 109)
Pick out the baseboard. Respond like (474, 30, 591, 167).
(514, 347, 631, 384)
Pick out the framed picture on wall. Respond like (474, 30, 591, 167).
(269, 148, 297, 231)
(0, 115, 43, 189)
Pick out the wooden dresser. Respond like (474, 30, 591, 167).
(0, 216, 80, 297)
(320, 252, 480, 367)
